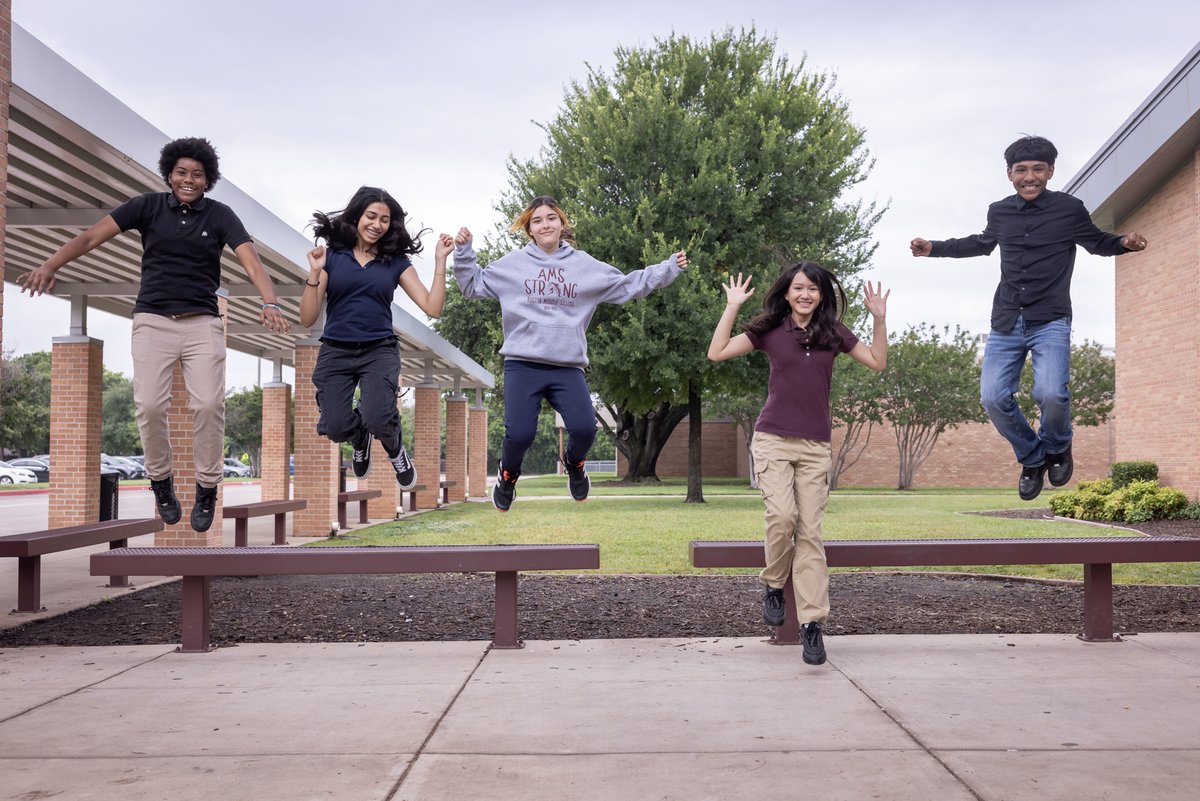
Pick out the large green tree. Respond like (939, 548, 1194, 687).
(101, 369, 140, 455)
(225, 385, 265, 474)
(880, 324, 988, 490)
(0, 351, 52, 456)
(1016, 340, 1115, 427)
(491, 29, 881, 497)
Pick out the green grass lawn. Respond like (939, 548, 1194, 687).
(313, 485, 1200, 586)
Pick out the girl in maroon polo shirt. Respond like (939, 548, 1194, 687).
(707, 263, 889, 665)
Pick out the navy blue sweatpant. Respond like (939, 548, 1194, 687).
(502, 359, 597, 473)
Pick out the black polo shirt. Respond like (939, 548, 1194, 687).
(110, 192, 252, 316)
(929, 190, 1130, 331)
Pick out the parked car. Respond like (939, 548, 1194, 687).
(224, 458, 252, 478)
(7, 457, 49, 482)
(101, 454, 145, 480)
(126, 455, 145, 467)
(0, 461, 38, 485)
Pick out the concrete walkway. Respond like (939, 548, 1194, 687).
(2, 634, 1198, 800)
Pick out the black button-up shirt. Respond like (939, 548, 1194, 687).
(929, 190, 1129, 331)
(110, 192, 252, 317)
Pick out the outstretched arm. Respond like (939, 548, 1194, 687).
(707, 273, 756, 362)
(233, 242, 292, 334)
(598, 250, 688, 304)
(846, 281, 889, 372)
(18, 215, 122, 296)
(399, 233, 452, 317)
(451, 227, 500, 301)
(299, 245, 328, 328)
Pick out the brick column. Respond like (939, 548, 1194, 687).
(365, 386, 403, 521)
(444, 394, 468, 503)
(468, 390, 489, 498)
(48, 337, 103, 528)
(413, 383, 442, 510)
(261, 382, 291, 501)
(293, 341, 338, 535)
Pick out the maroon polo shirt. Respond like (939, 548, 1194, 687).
(745, 318, 858, 442)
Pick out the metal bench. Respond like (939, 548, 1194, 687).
(90, 543, 602, 651)
(336, 489, 382, 529)
(1, 518, 164, 611)
(223, 499, 307, 547)
(690, 536, 1200, 644)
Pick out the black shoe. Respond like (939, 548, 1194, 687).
(1047, 445, 1073, 487)
(565, 459, 590, 502)
(762, 587, 786, 627)
(351, 432, 373, 479)
(801, 621, 827, 665)
(492, 463, 519, 512)
(388, 446, 418, 490)
(191, 483, 218, 532)
(1018, 462, 1047, 501)
(149, 476, 181, 525)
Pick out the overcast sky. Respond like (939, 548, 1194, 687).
(4, 0, 1198, 389)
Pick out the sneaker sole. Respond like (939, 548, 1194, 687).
(803, 653, 827, 666)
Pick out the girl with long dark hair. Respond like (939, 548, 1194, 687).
(300, 186, 451, 488)
(708, 262, 889, 665)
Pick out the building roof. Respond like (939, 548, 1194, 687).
(3, 24, 491, 391)
(1064, 41, 1200, 229)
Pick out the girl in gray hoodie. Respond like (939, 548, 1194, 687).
(453, 195, 688, 511)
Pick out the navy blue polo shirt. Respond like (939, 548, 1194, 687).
(110, 192, 252, 316)
(321, 248, 412, 341)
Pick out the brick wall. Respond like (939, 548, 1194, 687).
(468, 401, 488, 498)
(292, 343, 339, 535)
(413, 384, 441, 509)
(1113, 149, 1200, 497)
(48, 338, 103, 527)
(635, 414, 1113, 488)
(261, 382, 291, 501)
(444, 395, 467, 502)
(0, 0, 10, 357)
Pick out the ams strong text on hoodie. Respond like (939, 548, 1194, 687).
(453, 241, 683, 370)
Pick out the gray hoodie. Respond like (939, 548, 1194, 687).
(454, 240, 683, 369)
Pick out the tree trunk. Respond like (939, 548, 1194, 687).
(685, 381, 704, 503)
(605, 402, 689, 482)
(830, 420, 874, 491)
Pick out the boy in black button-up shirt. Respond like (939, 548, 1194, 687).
(910, 136, 1147, 501)
(19, 137, 290, 531)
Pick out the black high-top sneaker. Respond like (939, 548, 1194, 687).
(492, 462, 520, 512)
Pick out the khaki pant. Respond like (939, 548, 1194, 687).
(751, 431, 831, 624)
(131, 313, 226, 488)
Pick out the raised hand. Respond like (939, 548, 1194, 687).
(722, 273, 755, 306)
(909, 238, 932, 257)
(436, 233, 454, 259)
(454, 227, 472, 247)
(676, 250, 689, 269)
(307, 244, 327, 272)
(863, 280, 890, 318)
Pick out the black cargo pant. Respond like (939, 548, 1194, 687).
(312, 336, 402, 456)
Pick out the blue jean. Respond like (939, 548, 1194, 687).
(502, 360, 596, 473)
(980, 316, 1072, 467)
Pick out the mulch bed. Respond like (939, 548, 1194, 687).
(2, 510, 1198, 647)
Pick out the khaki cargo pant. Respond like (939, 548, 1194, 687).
(131, 312, 226, 488)
(750, 431, 831, 624)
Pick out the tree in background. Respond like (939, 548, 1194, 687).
(880, 324, 987, 490)
(1016, 339, 1115, 427)
(829, 356, 887, 490)
(490, 28, 880, 497)
(225, 386, 264, 474)
(0, 351, 52, 456)
(101, 370, 140, 455)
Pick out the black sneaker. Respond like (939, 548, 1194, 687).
(801, 621, 827, 665)
(493, 463, 519, 512)
(388, 446, 418, 490)
(191, 483, 218, 532)
(565, 459, 590, 502)
(149, 476, 182, 525)
(1018, 462, 1047, 501)
(351, 432, 373, 479)
(1047, 445, 1073, 487)
(762, 587, 786, 627)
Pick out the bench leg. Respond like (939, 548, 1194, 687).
(492, 571, 523, 649)
(407, 491, 417, 513)
(338, 502, 349, 530)
(179, 575, 215, 653)
(1080, 562, 1120, 642)
(273, 513, 287, 546)
(768, 576, 801, 645)
(235, 519, 249, 548)
(358, 500, 370, 524)
(442, 486, 449, 505)
(107, 538, 129, 588)
(14, 555, 42, 612)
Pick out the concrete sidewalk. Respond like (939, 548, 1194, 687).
(2, 633, 1198, 800)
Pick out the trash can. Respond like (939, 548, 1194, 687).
(99, 467, 121, 521)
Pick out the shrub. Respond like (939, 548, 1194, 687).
(1049, 478, 1112, 520)
(1111, 461, 1158, 489)
(1175, 501, 1200, 521)
(1049, 478, 1187, 523)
